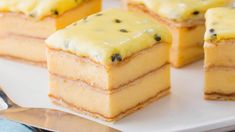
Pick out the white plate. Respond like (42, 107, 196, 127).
(1, 0, 235, 131)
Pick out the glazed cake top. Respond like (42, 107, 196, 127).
(46, 9, 171, 65)
(0, 0, 83, 19)
(131, 0, 229, 22)
(205, 7, 235, 42)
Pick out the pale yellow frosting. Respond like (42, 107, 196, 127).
(0, 0, 83, 19)
(205, 7, 235, 42)
(131, 0, 230, 22)
(46, 9, 171, 65)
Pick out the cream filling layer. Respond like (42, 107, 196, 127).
(49, 64, 170, 118)
(0, 12, 55, 38)
(170, 45, 204, 67)
(205, 67, 235, 94)
(47, 43, 169, 90)
(204, 42, 235, 67)
(0, 33, 46, 62)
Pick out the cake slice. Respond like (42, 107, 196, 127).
(204, 7, 235, 100)
(46, 9, 171, 121)
(0, 0, 101, 66)
(124, 0, 230, 68)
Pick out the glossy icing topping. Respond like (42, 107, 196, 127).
(46, 9, 171, 65)
(131, 0, 230, 22)
(205, 7, 235, 42)
(0, 0, 83, 19)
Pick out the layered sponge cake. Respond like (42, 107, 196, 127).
(204, 8, 235, 100)
(0, 0, 101, 66)
(46, 9, 171, 121)
(124, 0, 230, 68)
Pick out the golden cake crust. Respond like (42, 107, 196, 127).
(0, 55, 46, 67)
(49, 87, 170, 122)
(205, 92, 235, 101)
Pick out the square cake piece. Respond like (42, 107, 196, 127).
(46, 9, 171, 121)
(204, 7, 235, 100)
(124, 0, 230, 68)
(0, 0, 101, 67)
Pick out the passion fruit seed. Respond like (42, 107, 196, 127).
(192, 11, 200, 15)
(51, 9, 59, 15)
(209, 28, 215, 33)
(120, 29, 128, 33)
(114, 19, 121, 23)
(209, 28, 217, 39)
(96, 13, 103, 16)
(111, 53, 122, 62)
(154, 34, 161, 42)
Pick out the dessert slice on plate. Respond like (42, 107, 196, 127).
(204, 7, 235, 100)
(124, 0, 230, 68)
(0, 0, 101, 67)
(46, 9, 171, 121)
